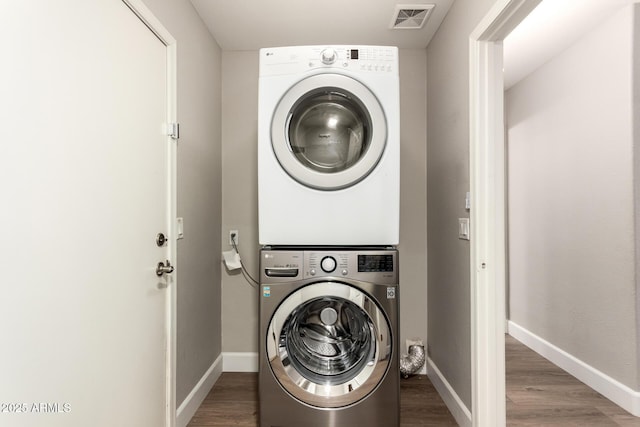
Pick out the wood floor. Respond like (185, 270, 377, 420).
(505, 335, 640, 426)
(187, 373, 456, 426)
(188, 337, 640, 426)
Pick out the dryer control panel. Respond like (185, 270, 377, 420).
(259, 45, 398, 77)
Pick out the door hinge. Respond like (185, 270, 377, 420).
(167, 123, 180, 140)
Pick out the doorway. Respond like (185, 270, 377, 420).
(470, 0, 639, 425)
(504, 1, 640, 422)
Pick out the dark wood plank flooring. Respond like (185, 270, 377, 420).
(188, 336, 640, 426)
(188, 373, 456, 426)
(505, 335, 640, 426)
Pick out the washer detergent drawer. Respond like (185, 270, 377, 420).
(265, 267, 299, 277)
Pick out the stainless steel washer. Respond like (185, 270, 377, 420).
(259, 248, 399, 427)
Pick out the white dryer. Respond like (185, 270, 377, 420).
(258, 46, 400, 246)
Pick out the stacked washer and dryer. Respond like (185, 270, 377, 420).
(257, 45, 400, 427)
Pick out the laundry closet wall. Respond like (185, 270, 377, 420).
(221, 49, 428, 361)
(426, 0, 500, 410)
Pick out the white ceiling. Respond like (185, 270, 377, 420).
(504, 0, 635, 89)
(189, 0, 454, 51)
(189, 0, 635, 87)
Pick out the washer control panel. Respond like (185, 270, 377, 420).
(309, 253, 347, 275)
(307, 250, 397, 283)
(260, 248, 397, 285)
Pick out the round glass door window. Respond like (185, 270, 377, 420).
(271, 74, 387, 190)
(284, 295, 374, 383)
(266, 282, 392, 408)
(287, 90, 370, 174)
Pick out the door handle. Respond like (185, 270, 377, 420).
(156, 260, 174, 276)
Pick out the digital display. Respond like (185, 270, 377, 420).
(350, 49, 359, 60)
(358, 255, 394, 272)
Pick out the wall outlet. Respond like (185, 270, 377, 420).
(229, 229, 239, 246)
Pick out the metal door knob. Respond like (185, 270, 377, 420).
(156, 260, 174, 276)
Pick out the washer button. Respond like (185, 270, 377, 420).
(342, 269, 348, 276)
(320, 256, 337, 273)
(310, 269, 316, 276)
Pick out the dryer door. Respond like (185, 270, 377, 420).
(271, 74, 387, 190)
(266, 281, 392, 408)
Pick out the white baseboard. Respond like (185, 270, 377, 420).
(508, 320, 640, 417)
(176, 352, 258, 426)
(427, 357, 472, 427)
(176, 353, 223, 427)
(223, 351, 259, 372)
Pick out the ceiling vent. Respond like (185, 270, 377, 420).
(390, 4, 435, 29)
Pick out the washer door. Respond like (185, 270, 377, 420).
(271, 74, 387, 190)
(266, 282, 392, 408)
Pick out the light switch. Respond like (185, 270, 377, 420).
(458, 218, 470, 240)
(177, 217, 184, 240)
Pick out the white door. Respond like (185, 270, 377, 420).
(0, 2, 172, 426)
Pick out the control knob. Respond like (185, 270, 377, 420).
(321, 48, 337, 65)
(320, 256, 337, 273)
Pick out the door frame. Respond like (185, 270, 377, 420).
(120, 1, 178, 425)
(468, 0, 540, 425)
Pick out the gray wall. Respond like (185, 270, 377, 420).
(220, 49, 429, 354)
(221, 50, 260, 353)
(398, 49, 428, 351)
(506, 5, 639, 389)
(142, 0, 223, 406)
(426, 0, 497, 410)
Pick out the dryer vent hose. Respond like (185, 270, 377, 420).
(400, 344, 425, 378)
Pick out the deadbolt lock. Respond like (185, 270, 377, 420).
(156, 233, 167, 247)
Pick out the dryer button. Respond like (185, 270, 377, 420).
(321, 48, 337, 65)
(310, 269, 316, 276)
(341, 269, 348, 276)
